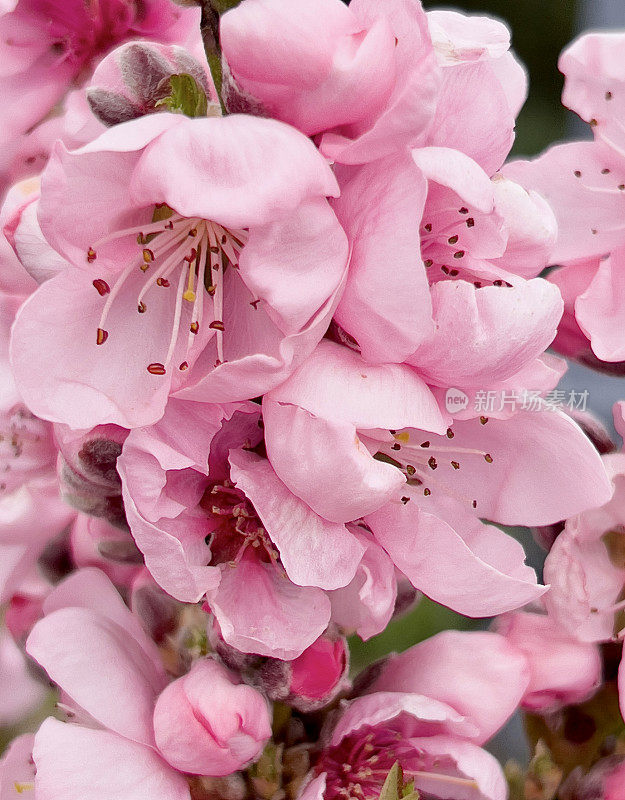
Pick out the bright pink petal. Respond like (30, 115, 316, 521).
(263, 399, 404, 524)
(229, 448, 364, 589)
(368, 630, 530, 744)
(268, 340, 448, 433)
(209, 555, 331, 660)
(33, 718, 190, 800)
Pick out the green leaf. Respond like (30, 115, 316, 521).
(155, 73, 208, 118)
(379, 762, 403, 800)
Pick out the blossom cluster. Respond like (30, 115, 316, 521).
(1, 0, 625, 799)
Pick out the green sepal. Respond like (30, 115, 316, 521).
(155, 73, 208, 118)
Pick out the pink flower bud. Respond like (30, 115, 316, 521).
(496, 611, 602, 712)
(288, 635, 349, 712)
(153, 658, 271, 776)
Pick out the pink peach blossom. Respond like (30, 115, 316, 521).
(10, 113, 348, 429)
(264, 340, 611, 617)
(302, 688, 506, 800)
(118, 398, 373, 659)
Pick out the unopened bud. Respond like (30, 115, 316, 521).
(153, 657, 271, 776)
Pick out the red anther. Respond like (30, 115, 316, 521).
(147, 363, 166, 375)
(96, 328, 108, 345)
(209, 320, 225, 331)
(92, 279, 110, 296)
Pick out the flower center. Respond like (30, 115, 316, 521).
(420, 205, 512, 288)
(376, 426, 494, 510)
(88, 207, 249, 375)
(200, 480, 279, 566)
(319, 730, 403, 800)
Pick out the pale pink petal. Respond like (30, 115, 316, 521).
(299, 774, 327, 800)
(496, 612, 601, 712)
(504, 142, 625, 263)
(407, 411, 613, 526)
(0, 628, 47, 725)
(153, 658, 271, 776)
(268, 340, 448, 433)
(10, 269, 184, 428)
(173, 268, 345, 405)
(560, 32, 625, 154)
(427, 10, 510, 65)
(366, 501, 545, 616)
(490, 177, 558, 278)
(406, 736, 507, 800)
(33, 718, 190, 800)
(411, 147, 494, 213)
(407, 279, 563, 387)
(329, 528, 397, 640)
(544, 527, 625, 642)
(221, 0, 396, 136)
(27, 607, 164, 746)
(229, 448, 364, 589)
(368, 630, 530, 744)
(132, 115, 339, 230)
(209, 555, 331, 660)
(428, 61, 515, 175)
(263, 399, 404, 524)
(576, 247, 625, 362)
(42, 568, 164, 675)
(332, 155, 433, 362)
(330, 692, 475, 747)
(0, 734, 36, 799)
(239, 198, 347, 334)
(321, 0, 439, 164)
